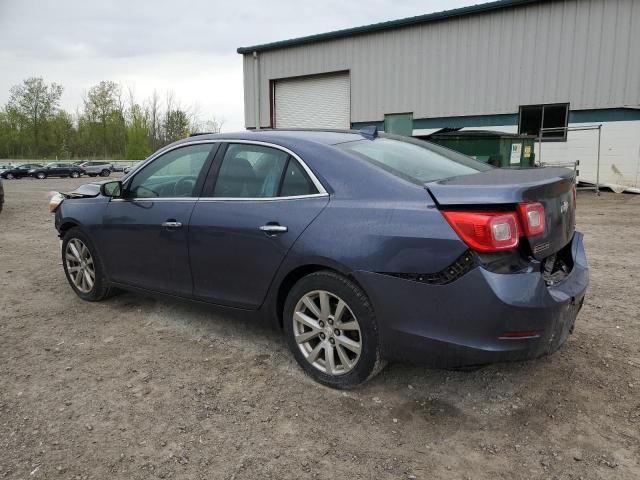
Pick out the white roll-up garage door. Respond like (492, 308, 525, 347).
(274, 72, 350, 129)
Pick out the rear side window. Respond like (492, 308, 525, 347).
(213, 144, 289, 198)
(280, 159, 316, 196)
(338, 135, 492, 185)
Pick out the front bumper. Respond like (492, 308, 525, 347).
(354, 232, 589, 367)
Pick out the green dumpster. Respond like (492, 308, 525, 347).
(427, 130, 536, 168)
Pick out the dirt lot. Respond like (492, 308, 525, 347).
(1, 177, 639, 480)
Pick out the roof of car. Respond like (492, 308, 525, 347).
(183, 129, 368, 146)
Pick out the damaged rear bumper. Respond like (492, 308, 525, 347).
(353, 232, 589, 367)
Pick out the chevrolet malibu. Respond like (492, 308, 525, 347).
(51, 130, 588, 388)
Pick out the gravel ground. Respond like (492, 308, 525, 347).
(1, 177, 639, 480)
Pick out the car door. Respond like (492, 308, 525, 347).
(189, 142, 329, 309)
(58, 163, 71, 176)
(18, 165, 33, 178)
(99, 142, 218, 296)
(47, 164, 61, 176)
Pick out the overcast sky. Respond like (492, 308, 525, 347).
(0, 0, 479, 131)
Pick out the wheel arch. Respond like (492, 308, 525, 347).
(58, 219, 81, 237)
(273, 262, 368, 330)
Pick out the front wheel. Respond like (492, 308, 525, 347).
(6, 172, 14, 179)
(62, 228, 114, 301)
(70, 171, 80, 178)
(283, 271, 385, 388)
(35, 172, 46, 179)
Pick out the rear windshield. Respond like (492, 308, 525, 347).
(338, 135, 492, 184)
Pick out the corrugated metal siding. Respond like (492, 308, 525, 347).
(242, 0, 640, 128)
(274, 73, 350, 129)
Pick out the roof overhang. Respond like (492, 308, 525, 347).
(237, 0, 548, 54)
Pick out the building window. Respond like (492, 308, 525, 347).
(519, 103, 569, 141)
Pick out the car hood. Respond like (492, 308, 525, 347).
(61, 181, 105, 198)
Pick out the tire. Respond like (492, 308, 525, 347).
(283, 270, 386, 388)
(6, 173, 14, 180)
(70, 171, 80, 178)
(36, 172, 46, 179)
(100, 169, 111, 177)
(62, 227, 114, 302)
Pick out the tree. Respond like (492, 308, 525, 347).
(84, 81, 122, 158)
(163, 109, 190, 144)
(49, 110, 74, 159)
(147, 90, 161, 151)
(6, 77, 63, 156)
(125, 103, 151, 160)
(0, 79, 221, 160)
(197, 117, 224, 134)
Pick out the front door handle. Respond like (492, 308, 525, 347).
(161, 221, 183, 229)
(259, 224, 288, 234)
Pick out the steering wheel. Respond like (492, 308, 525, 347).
(174, 176, 196, 197)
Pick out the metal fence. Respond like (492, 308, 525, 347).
(0, 159, 142, 171)
(537, 124, 602, 195)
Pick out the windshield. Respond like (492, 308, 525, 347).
(338, 135, 492, 184)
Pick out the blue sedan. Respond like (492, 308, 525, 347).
(51, 129, 588, 388)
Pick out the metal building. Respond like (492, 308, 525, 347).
(237, 0, 640, 191)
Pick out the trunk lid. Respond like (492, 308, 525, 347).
(426, 167, 575, 259)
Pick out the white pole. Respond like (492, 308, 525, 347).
(253, 51, 260, 130)
(595, 124, 602, 195)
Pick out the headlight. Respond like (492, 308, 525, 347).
(49, 192, 64, 213)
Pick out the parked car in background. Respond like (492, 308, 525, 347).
(30, 162, 82, 179)
(0, 164, 13, 174)
(123, 162, 142, 174)
(1, 163, 44, 179)
(79, 161, 113, 177)
(51, 130, 588, 388)
(0, 177, 4, 214)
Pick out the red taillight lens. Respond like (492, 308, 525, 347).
(517, 202, 545, 237)
(442, 211, 520, 252)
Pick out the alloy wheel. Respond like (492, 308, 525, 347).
(6, 173, 14, 179)
(65, 238, 96, 293)
(293, 290, 362, 376)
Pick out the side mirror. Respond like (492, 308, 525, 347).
(101, 180, 122, 198)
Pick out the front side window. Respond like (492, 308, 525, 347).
(128, 143, 213, 198)
(338, 135, 492, 185)
(519, 103, 569, 141)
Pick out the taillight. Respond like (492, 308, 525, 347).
(517, 202, 545, 237)
(441, 211, 520, 252)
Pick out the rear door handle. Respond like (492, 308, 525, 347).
(161, 221, 183, 229)
(259, 224, 288, 234)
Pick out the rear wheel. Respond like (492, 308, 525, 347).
(62, 228, 113, 302)
(36, 172, 46, 179)
(70, 171, 80, 178)
(283, 271, 385, 388)
(100, 169, 111, 177)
